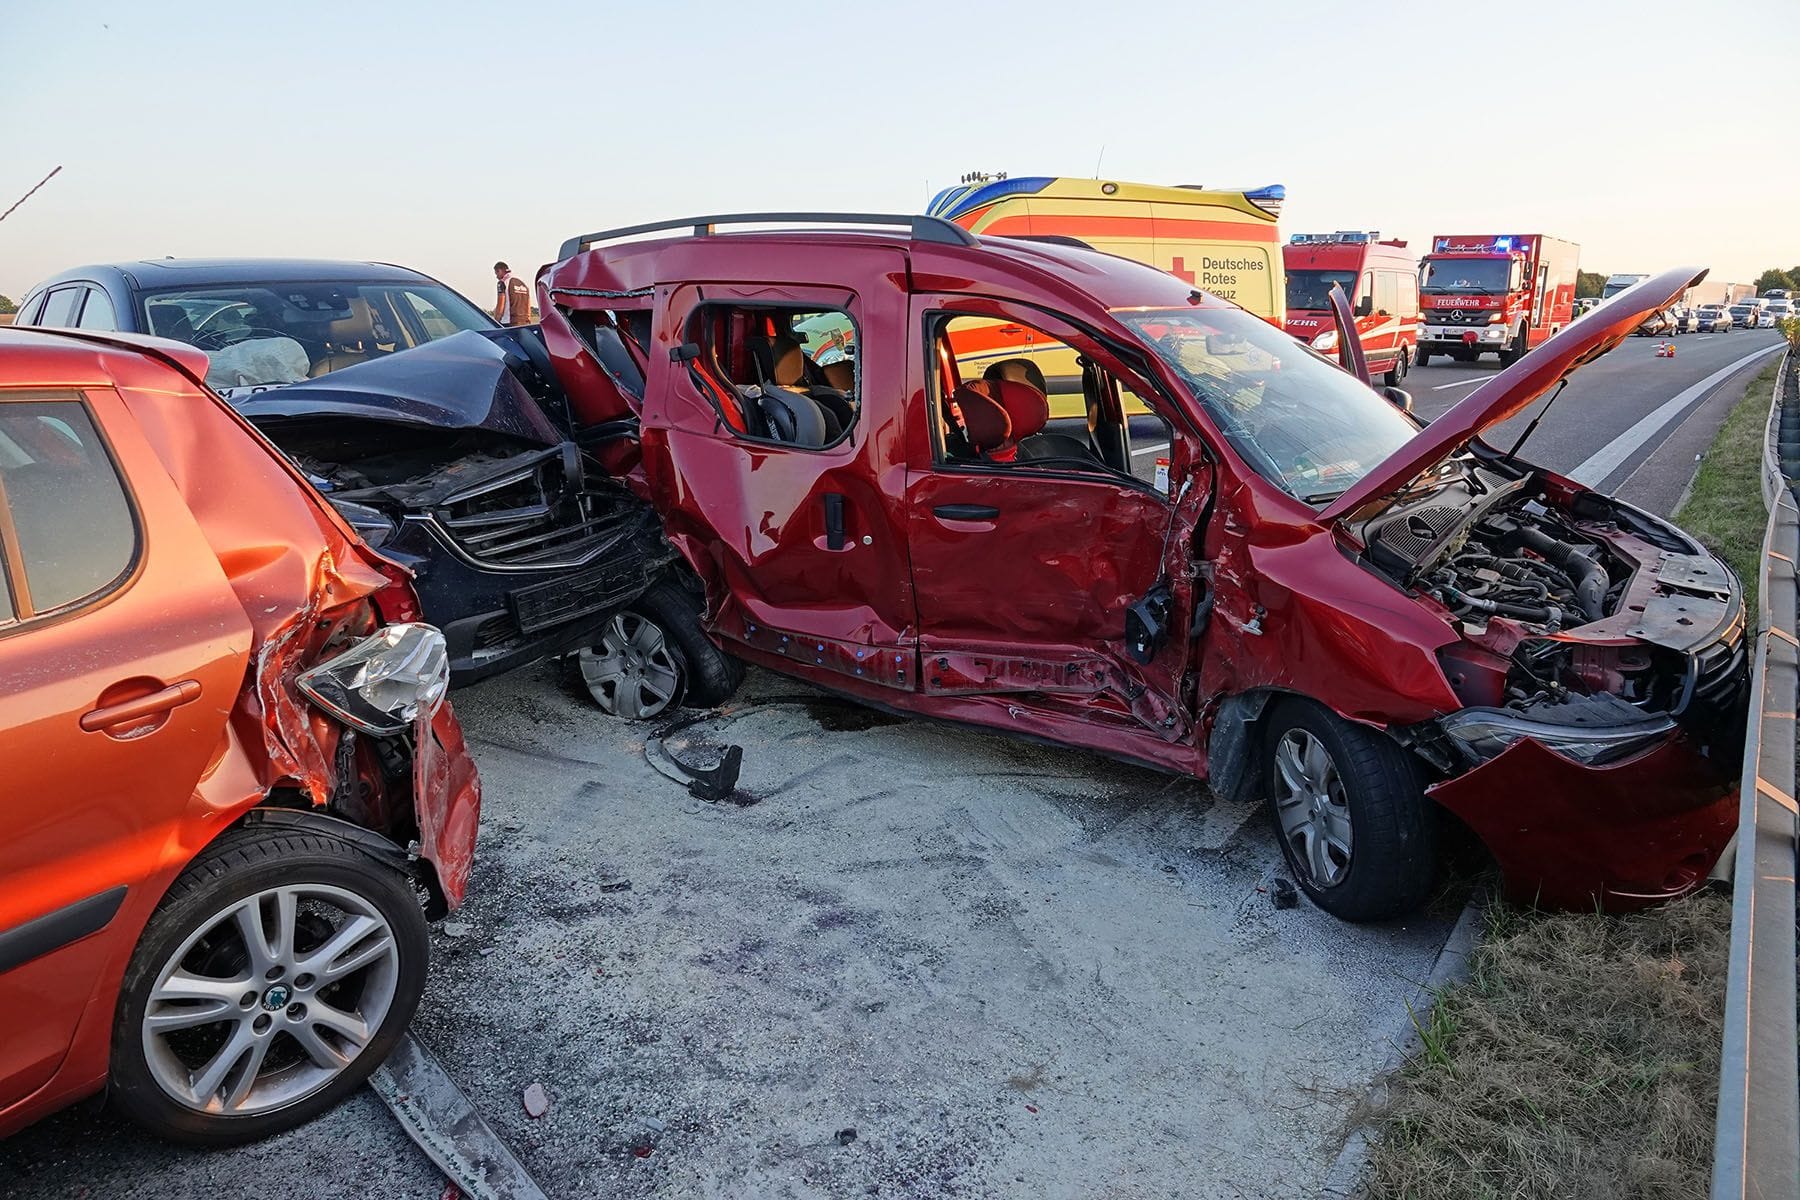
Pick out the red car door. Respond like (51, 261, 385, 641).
(642, 275, 919, 688)
(900, 295, 1206, 753)
(0, 386, 252, 1112)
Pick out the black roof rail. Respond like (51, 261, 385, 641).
(556, 212, 978, 261)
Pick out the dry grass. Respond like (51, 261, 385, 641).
(1672, 353, 1784, 617)
(1364, 891, 1732, 1200)
(1364, 359, 1782, 1198)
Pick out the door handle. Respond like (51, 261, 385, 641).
(81, 680, 202, 733)
(932, 504, 1000, 521)
(823, 493, 846, 550)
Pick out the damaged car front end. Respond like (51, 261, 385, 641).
(1317, 268, 1747, 910)
(234, 329, 678, 685)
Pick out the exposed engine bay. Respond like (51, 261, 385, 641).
(1358, 455, 1746, 743)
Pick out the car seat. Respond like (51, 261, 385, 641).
(953, 381, 1012, 459)
(308, 298, 381, 376)
(751, 329, 854, 440)
(983, 359, 1095, 462)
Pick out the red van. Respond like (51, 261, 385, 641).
(1283, 233, 1420, 386)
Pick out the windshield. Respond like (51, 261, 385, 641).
(1421, 258, 1510, 294)
(1118, 306, 1418, 504)
(139, 281, 493, 393)
(1285, 270, 1359, 312)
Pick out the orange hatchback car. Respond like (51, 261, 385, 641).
(0, 328, 480, 1145)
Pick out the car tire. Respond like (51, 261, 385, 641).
(570, 579, 744, 719)
(1415, 348, 1432, 368)
(109, 825, 429, 1147)
(1261, 697, 1437, 922)
(1383, 348, 1409, 388)
(1499, 326, 1527, 366)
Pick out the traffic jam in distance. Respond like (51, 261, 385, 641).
(0, 174, 1761, 1147)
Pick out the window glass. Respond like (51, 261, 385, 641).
(0, 399, 136, 615)
(1398, 273, 1419, 315)
(688, 305, 860, 449)
(934, 314, 1174, 490)
(37, 287, 82, 327)
(16, 292, 48, 325)
(399, 288, 465, 340)
(138, 281, 491, 394)
(1374, 273, 1399, 316)
(1285, 270, 1358, 312)
(76, 287, 118, 330)
(1118, 306, 1417, 505)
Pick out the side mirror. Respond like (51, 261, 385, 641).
(1355, 296, 1374, 318)
(1381, 386, 1414, 414)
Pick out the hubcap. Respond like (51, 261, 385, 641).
(578, 612, 682, 719)
(1272, 730, 1355, 889)
(141, 883, 400, 1115)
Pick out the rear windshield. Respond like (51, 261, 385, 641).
(139, 281, 493, 394)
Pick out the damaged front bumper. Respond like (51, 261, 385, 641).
(1427, 731, 1736, 909)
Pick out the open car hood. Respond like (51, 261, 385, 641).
(1319, 266, 1708, 522)
(232, 329, 564, 446)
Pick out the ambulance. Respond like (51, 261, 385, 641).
(1282, 232, 1421, 386)
(926, 176, 1286, 415)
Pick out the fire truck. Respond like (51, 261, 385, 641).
(1416, 234, 1579, 367)
(1283, 232, 1420, 386)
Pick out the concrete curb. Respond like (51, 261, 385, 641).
(1317, 896, 1487, 1199)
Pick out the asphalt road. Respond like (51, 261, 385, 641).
(0, 329, 1780, 1200)
(1406, 327, 1785, 515)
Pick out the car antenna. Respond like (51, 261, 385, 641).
(1503, 376, 1569, 465)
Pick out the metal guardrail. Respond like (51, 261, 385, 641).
(1712, 346, 1800, 1200)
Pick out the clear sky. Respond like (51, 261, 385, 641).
(3, 0, 1795, 308)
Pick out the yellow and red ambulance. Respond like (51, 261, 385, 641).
(926, 176, 1285, 415)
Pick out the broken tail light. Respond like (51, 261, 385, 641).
(299, 622, 450, 736)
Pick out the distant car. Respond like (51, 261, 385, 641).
(0, 327, 480, 1145)
(14, 260, 695, 704)
(1728, 301, 1762, 328)
(1694, 304, 1733, 332)
(1763, 299, 1795, 325)
(1757, 309, 1780, 329)
(1635, 310, 1673, 336)
(1667, 305, 1698, 334)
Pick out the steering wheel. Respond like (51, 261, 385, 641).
(186, 325, 290, 352)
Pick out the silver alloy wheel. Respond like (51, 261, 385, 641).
(577, 611, 683, 719)
(141, 884, 400, 1115)
(1272, 729, 1355, 889)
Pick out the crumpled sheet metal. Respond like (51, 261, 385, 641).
(107, 346, 478, 903)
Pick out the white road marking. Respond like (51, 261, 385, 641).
(1432, 377, 1487, 391)
(1567, 344, 1784, 487)
(1131, 441, 1172, 457)
(1696, 335, 1715, 341)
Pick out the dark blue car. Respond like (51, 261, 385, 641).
(14, 260, 725, 714)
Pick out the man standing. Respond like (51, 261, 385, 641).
(493, 261, 531, 326)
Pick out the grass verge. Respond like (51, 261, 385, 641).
(1364, 892, 1731, 1200)
(1362, 354, 1783, 1199)
(1669, 352, 1785, 616)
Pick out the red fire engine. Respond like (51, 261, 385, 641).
(1283, 232, 1421, 386)
(1416, 234, 1579, 367)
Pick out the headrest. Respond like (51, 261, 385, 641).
(953, 381, 1010, 452)
(324, 297, 377, 346)
(986, 377, 1047, 441)
(769, 334, 807, 386)
(984, 357, 1049, 395)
